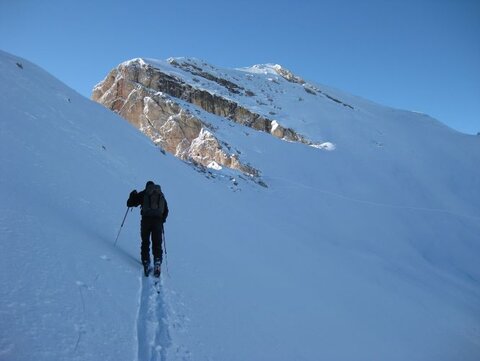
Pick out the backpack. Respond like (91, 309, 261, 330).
(142, 183, 165, 217)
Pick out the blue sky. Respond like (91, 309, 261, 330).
(1, 0, 479, 134)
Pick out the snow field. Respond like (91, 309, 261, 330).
(1, 50, 479, 360)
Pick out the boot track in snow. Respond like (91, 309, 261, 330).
(135, 275, 171, 361)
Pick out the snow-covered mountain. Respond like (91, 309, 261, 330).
(91, 57, 352, 180)
(1, 49, 480, 361)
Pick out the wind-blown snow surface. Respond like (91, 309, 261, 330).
(1, 50, 480, 361)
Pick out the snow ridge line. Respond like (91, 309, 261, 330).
(135, 276, 171, 361)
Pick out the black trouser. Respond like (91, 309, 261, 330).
(140, 217, 163, 265)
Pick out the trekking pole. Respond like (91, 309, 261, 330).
(162, 228, 170, 277)
(114, 207, 131, 247)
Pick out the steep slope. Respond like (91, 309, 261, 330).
(1, 50, 480, 361)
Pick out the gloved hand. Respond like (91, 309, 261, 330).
(127, 190, 138, 207)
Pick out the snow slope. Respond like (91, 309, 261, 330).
(1, 50, 480, 361)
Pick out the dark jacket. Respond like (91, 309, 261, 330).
(127, 189, 169, 222)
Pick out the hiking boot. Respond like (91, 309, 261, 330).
(153, 261, 161, 278)
(142, 261, 151, 277)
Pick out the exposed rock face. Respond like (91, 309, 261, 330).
(189, 128, 257, 176)
(272, 64, 306, 85)
(92, 61, 259, 176)
(165, 59, 315, 144)
(92, 58, 328, 178)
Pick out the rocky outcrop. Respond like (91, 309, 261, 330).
(189, 128, 257, 176)
(94, 59, 313, 141)
(92, 62, 259, 176)
(165, 60, 318, 143)
(92, 58, 339, 181)
(272, 64, 306, 85)
(268, 64, 353, 109)
(168, 58, 249, 95)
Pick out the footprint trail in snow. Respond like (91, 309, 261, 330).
(136, 276, 171, 361)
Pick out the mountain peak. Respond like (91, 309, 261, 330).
(241, 63, 306, 85)
(92, 56, 340, 184)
